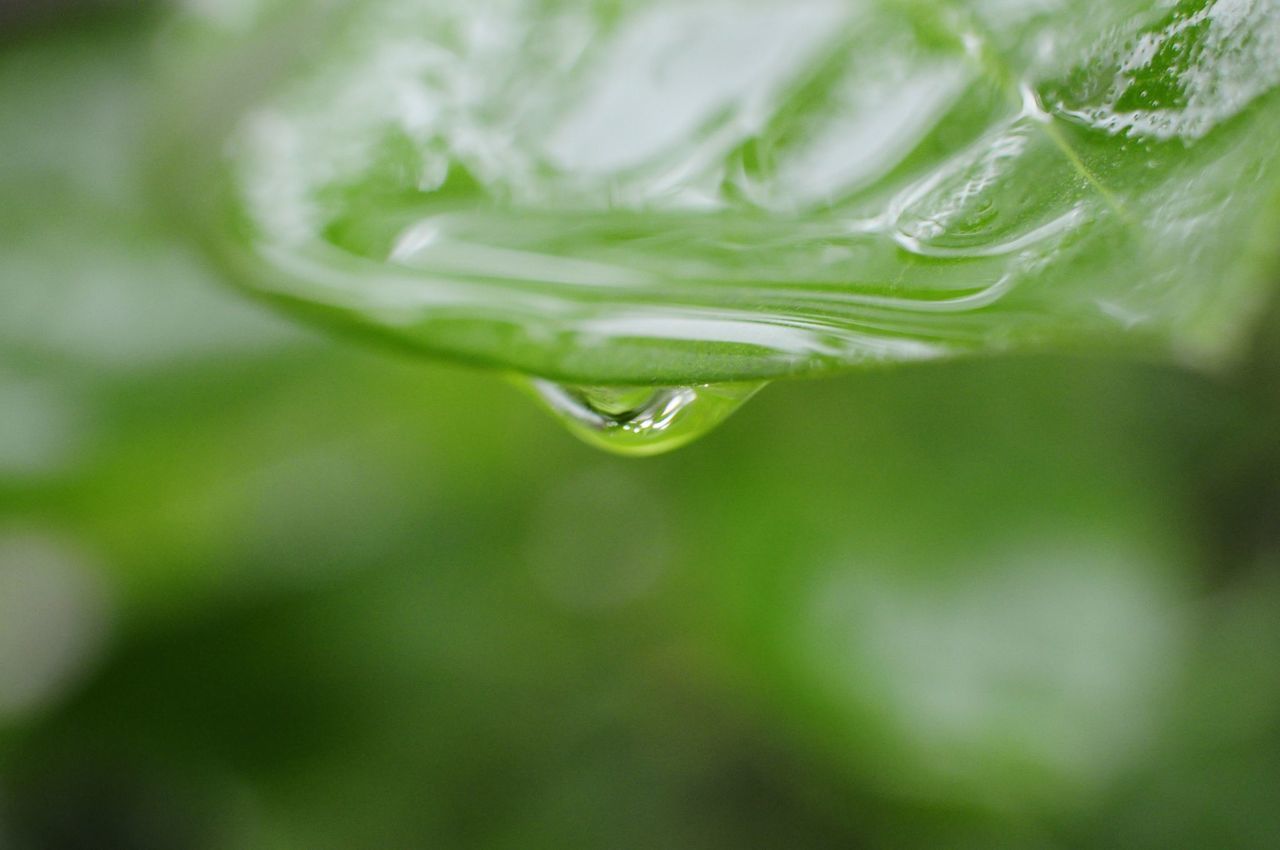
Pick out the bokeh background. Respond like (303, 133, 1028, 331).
(3, 3, 1280, 848)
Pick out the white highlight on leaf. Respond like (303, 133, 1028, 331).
(1055, 0, 1280, 141)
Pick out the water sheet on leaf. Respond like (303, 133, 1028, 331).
(161, 0, 1280, 386)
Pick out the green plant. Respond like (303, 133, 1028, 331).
(154, 0, 1280, 453)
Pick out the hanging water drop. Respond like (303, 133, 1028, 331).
(525, 379, 765, 457)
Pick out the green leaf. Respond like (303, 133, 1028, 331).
(157, 0, 1280, 450)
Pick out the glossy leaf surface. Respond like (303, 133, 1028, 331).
(162, 0, 1280, 389)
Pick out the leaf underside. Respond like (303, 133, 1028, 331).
(163, 0, 1280, 386)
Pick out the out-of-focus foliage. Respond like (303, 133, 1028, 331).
(2, 7, 1280, 850)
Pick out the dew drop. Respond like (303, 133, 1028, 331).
(525, 379, 765, 456)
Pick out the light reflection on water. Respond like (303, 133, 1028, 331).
(158, 0, 1280, 449)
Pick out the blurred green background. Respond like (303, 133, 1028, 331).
(2, 4, 1280, 848)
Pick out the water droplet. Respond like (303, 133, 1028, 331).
(525, 379, 764, 456)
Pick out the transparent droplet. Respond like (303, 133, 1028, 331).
(525, 379, 765, 457)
